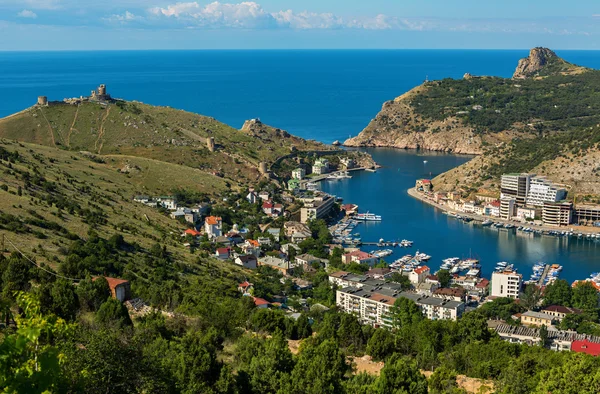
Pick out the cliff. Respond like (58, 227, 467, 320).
(345, 47, 600, 196)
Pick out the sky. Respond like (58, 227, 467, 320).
(1, 0, 600, 50)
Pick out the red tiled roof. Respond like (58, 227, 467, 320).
(346, 250, 372, 259)
(216, 247, 230, 254)
(572, 340, 600, 356)
(371, 292, 396, 306)
(239, 281, 253, 289)
(205, 216, 222, 225)
(572, 280, 600, 291)
(414, 266, 430, 274)
(330, 271, 349, 278)
(94, 276, 128, 290)
(262, 201, 274, 208)
(184, 228, 201, 236)
(543, 305, 581, 315)
(490, 201, 501, 207)
(426, 275, 439, 281)
(253, 297, 270, 306)
(476, 278, 490, 288)
(247, 239, 260, 247)
(421, 179, 431, 184)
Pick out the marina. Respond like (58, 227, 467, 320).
(320, 148, 600, 283)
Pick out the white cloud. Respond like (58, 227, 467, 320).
(17, 9, 38, 18)
(104, 11, 143, 23)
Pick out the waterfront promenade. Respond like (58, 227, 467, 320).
(407, 187, 600, 236)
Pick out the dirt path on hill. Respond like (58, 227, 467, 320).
(67, 104, 80, 147)
(95, 105, 111, 154)
(38, 107, 56, 147)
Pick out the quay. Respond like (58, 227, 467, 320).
(538, 265, 551, 286)
(299, 166, 378, 186)
(407, 187, 600, 237)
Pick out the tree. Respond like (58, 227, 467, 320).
(246, 331, 294, 393)
(542, 279, 572, 307)
(390, 273, 412, 290)
(535, 353, 600, 393)
(372, 355, 428, 394)
(428, 365, 463, 394)
(76, 276, 111, 312)
(0, 292, 71, 393)
(366, 328, 396, 361)
(437, 269, 451, 288)
(520, 284, 542, 310)
(391, 297, 424, 329)
(2, 254, 31, 299)
(296, 314, 313, 339)
(539, 325, 549, 348)
(96, 298, 132, 328)
(572, 282, 599, 311)
(49, 279, 79, 321)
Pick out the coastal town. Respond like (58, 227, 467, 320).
(125, 156, 600, 359)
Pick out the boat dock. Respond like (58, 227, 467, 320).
(537, 265, 551, 286)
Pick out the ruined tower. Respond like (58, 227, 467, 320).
(207, 137, 215, 152)
(98, 84, 107, 96)
(37, 96, 48, 106)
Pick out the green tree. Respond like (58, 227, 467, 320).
(0, 292, 71, 393)
(391, 297, 424, 329)
(539, 325, 549, 348)
(428, 365, 463, 394)
(366, 328, 396, 361)
(372, 355, 428, 394)
(520, 284, 542, 310)
(76, 276, 111, 312)
(390, 273, 412, 290)
(96, 298, 132, 328)
(542, 279, 572, 307)
(572, 282, 599, 311)
(296, 314, 313, 339)
(437, 269, 451, 288)
(247, 331, 294, 394)
(49, 278, 79, 321)
(535, 353, 600, 393)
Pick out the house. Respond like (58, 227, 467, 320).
(340, 157, 356, 169)
(408, 266, 430, 285)
(433, 287, 466, 302)
(258, 191, 270, 201)
(291, 231, 312, 244)
(343, 250, 378, 266)
(312, 158, 329, 175)
(204, 216, 222, 239)
(571, 339, 600, 356)
(183, 228, 202, 238)
(170, 208, 197, 224)
(257, 237, 272, 246)
(246, 191, 259, 204)
(253, 297, 270, 309)
(295, 253, 327, 270)
(484, 201, 501, 217)
(426, 275, 440, 286)
(284, 221, 311, 237)
(134, 195, 151, 204)
(258, 256, 292, 275)
(521, 310, 555, 327)
(491, 270, 522, 299)
(214, 236, 232, 246)
(291, 278, 313, 291)
(235, 255, 258, 270)
(156, 196, 177, 210)
(415, 179, 433, 192)
(366, 267, 392, 280)
(215, 247, 231, 260)
(94, 277, 130, 302)
(227, 233, 245, 245)
(267, 228, 281, 241)
(238, 281, 253, 295)
(280, 243, 301, 256)
(292, 168, 306, 180)
(288, 179, 301, 191)
(242, 239, 261, 257)
(416, 282, 437, 295)
(541, 305, 582, 321)
(262, 200, 284, 217)
(340, 204, 359, 216)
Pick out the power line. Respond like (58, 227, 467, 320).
(5, 238, 84, 282)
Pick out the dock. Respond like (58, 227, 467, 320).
(537, 265, 551, 286)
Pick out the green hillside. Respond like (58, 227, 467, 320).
(0, 99, 331, 185)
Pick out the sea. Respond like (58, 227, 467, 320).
(1, 49, 600, 282)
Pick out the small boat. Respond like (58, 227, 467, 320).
(355, 212, 382, 221)
(373, 249, 393, 258)
(482, 219, 493, 226)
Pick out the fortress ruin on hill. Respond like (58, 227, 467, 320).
(36, 84, 114, 107)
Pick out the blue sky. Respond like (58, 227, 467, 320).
(1, 0, 600, 50)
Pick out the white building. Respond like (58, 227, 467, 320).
(204, 216, 222, 239)
(542, 201, 573, 227)
(292, 168, 306, 180)
(501, 173, 532, 204)
(312, 158, 329, 175)
(491, 270, 522, 299)
(300, 195, 335, 223)
(500, 197, 516, 220)
(246, 191, 259, 204)
(156, 196, 177, 210)
(526, 177, 567, 207)
(516, 206, 536, 221)
(408, 266, 430, 285)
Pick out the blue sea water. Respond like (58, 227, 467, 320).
(1, 49, 600, 282)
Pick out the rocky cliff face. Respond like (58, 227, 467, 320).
(513, 47, 558, 79)
(344, 87, 484, 154)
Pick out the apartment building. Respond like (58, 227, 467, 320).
(491, 270, 522, 299)
(300, 194, 335, 223)
(573, 204, 600, 227)
(526, 177, 567, 207)
(542, 201, 573, 227)
(501, 173, 532, 204)
(500, 197, 516, 220)
(292, 168, 306, 180)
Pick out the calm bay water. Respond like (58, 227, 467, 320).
(320, 149, 600, 283)
(1, 49, 600, 282)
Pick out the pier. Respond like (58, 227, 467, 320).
(537, 265, 551, 286)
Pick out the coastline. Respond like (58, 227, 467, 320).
(407, 187, 600, 236)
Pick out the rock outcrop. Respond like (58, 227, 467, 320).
(513, 47, 559, 79)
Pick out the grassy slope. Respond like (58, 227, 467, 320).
(0, 139, 230, 266)
(0, 100, 330, 186)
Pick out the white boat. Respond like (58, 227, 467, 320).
(355, 212, 382, 221)
(373, 249, 393, 258)
(415, 251, 431, 261)
(400, 239, 414, 247)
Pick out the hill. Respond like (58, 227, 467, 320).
(0, 93, 335, 186)
(344, 47, 600, 196)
